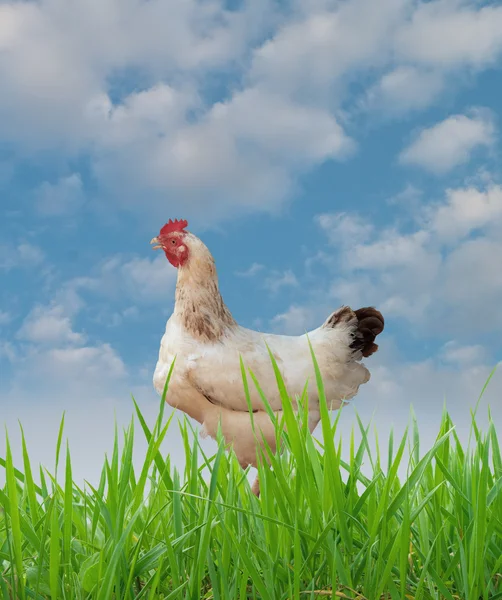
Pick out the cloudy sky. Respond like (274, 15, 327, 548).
(1, 0, 502, 484)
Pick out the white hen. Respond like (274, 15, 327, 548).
(151, 219, 384, 494)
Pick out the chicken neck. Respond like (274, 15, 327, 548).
(174, 235, 237, 341)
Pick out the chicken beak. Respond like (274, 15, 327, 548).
(150, 237, 162, 250)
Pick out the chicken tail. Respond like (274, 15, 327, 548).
(322, 306, 384, 358)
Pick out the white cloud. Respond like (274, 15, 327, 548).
(17, 304, 85, 346)
(249, 0, 502, 118)
(0, 242, 45, 270)
(92, 86, 354, 221)
(0, 272, 154, 488)
(0, 0, 356, 223)
(395, 1, 502, 69)
(440, 237, 502, 330)
(440, 341, 487, 367)
(0, 311, 11, 326)
(0, 288, 150, 487)
(0, 373, 219, 488)
(430, 184, 502, 241)
(0, 0, 269, 147)
(236, 263, 299, 296)
(35, 173, 85, 216)
(236, 263, 265, 278)
(1, 343, 151, 487)
(90, 85, 198, 149)
(264, 269, 299, 294)
(364, 66, 445, 113)
(316, 212, 374, 247)
(1, 327, 215, 488)
(348, 230, 432, 270)
(399, 110, 496, 174)
(271, 304, 319, 335)
(74, 253, 177, 305)
(250, 0, 406, 99)
(120, 254, 177, 301)
(5, 0, 501, 157)
(17, 243, 45, 265)
(212, 88, 354, 164)
(387, 183, 423, 206)
(0, 341, 16, 363)
(1, 0, 502, 222)
(37, 344, 126, 380)
(300, 181, 502, 337)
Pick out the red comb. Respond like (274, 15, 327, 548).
(160, 219, 188, 236)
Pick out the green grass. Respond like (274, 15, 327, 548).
(1, 362, 501, 600)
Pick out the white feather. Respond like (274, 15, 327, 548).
(153, 313, 370, 465)
(152, 231, 374, 469)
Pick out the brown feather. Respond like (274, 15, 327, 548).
(350, 307, 385, 357)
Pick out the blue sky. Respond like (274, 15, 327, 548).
(1, 0, 502, 483)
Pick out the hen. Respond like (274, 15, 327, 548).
(151, 219, 384, 495)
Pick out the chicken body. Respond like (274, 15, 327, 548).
(153, 228, 384, 473)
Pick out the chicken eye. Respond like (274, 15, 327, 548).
(171, 239, 177, 246)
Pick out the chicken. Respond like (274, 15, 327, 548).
(151, 218, 384, 495)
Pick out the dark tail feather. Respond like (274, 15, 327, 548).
(322, 305, 385, 358)
(350, 307, 384, 357)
